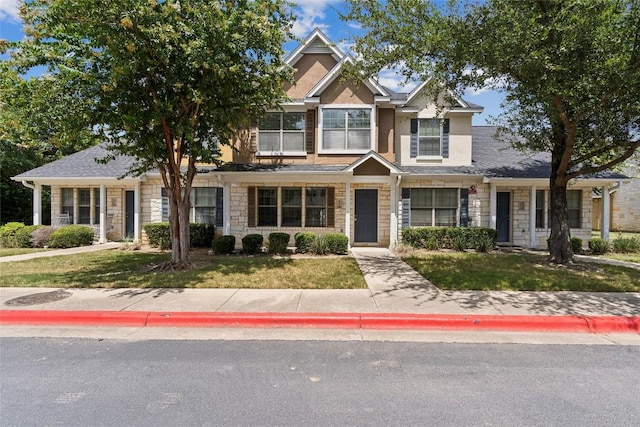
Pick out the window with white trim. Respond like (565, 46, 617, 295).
(258, 112, 305, 154)
(418, 119, 441, 156)
(567, 190, 582, 228)
(410, 188, 458, 226)
(161, 187, 218, 224)
(535, 190, 545, 228)
(321, 108, 372, 151)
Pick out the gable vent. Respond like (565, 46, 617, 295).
(305, 39, 335, 54)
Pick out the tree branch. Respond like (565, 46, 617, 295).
(567, 140, 640, 179)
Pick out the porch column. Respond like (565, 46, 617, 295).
(73, 188, 79, 224)
(33, 184, 42, 225)
(223, 182, 231, 235)
(134, 181, 141, 243)
(529, 186, 537, 248)
(489, 183, 497, 230)
(99, 184, 107, 243)
(390, 178, 398, 246)
(601, 184, 610, 241)
(345, 182, 351, 248)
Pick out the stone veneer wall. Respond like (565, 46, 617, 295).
(611, 177, 640, 232)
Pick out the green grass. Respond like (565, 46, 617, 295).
(0, 249, 367, 289)
(599, 253, 640, 263)
(0, 248, 50, 257)
(403, 252, 640, 292)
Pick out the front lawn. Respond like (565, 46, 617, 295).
(0, 249, 367, 289)
(403, 252, 640, 292)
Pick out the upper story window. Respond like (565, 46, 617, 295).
(320, 107, 373, 152)
(410, 118, 450, 159)
(418, 119, 441, 156)
(258, 112, 305, 155)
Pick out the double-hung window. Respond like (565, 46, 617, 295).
(281, 188, 302, 227)
(567, 190, 582, 228)
(418, 119, 442, 156)
(322, 108, 372, 151)
(78, 189, 91, 224)
(61, 188, 74, 223)
(535, 190, 545, 228)
(161, 187, 219, 225)
(257, 187, 278, 226)
(305, 188, 327, 227)
(258, 112, 305, 154)
(409, 188, 458, 227)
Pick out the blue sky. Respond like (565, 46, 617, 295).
(1, 0, 503, 125)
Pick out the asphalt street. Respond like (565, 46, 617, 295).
(1, 338, 639, 426)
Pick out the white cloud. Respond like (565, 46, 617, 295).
(0, 0, 20, 22)
(290, 0, 340, 38)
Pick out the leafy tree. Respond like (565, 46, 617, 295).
(2, 0, 294, 267)
(344, 0, 640, 263)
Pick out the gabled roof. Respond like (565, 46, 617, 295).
(343, 151, 403, 174)
(285, 28, 344, 67)
(401, 79, 484, 114)
(305, 55, 389, 100)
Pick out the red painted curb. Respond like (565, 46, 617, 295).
(1, 310, 639, 334)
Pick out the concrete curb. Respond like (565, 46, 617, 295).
(2, 310, 639, 334)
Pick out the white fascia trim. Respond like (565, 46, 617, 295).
(256, 151, 308, 157)
(220, 172, 352, 184)
(374, 96, 391, 103)
(404, 173, 484, 180)
(448, 108, 484, 114)
(317, 104, 376, 154)
(11, 176, 142, 184)
(284, 28, 345, 67)
(303, 97, 321, 105)
(482, 177, 630, 186)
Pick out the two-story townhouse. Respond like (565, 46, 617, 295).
(13, 29, 626, 249)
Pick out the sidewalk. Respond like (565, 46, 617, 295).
(1, 246, 639, 333)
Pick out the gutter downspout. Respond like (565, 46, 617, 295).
(391, 175, 402, 247)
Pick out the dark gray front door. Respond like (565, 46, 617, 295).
(354, 189, 378, 243)
(496, 191, 511, 243)
(125, 190, 135, 239)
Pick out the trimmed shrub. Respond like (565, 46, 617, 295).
(190, 223, 215, 248)
(570, 237, 583, 254)
(612, 237, 640, 253)
(268, 232, 290, 255)
(144, 222, 171, 249)
(212, 235, 236, 254)
(15, 225, 44, 248)
(588, 237, 610, 255)
(31, 226, 56, 248)
(49, 225, 95, 248)
(0, 222, 25, 247)
(325, 233, 349, 255)
(242, 233, 264, 254)
(294, 232, 315, 254)
(402, 227, 497, 251)
(310, 235, 329, 255)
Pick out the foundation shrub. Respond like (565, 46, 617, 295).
(268, 232, 290, 255)
(48, 225, 94, 248)
(0, 222, 25, 247)
(242, 233, 264, 254)
(612, 237, 640, 253)
(570, 237, 583, 254)
(190, 223, 215, 248)
(15, 225, 44, 248)
(325, 233, 349, 255)
(402, 227, 497, 251)
(294, 232, 315, 254)
(588, 237, 610, 255)
(144, 223, 171, 250)
(212, 235, 236, 254)
(310, 235, 329, 255)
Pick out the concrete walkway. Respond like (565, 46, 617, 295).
(1, 246, 638, 317)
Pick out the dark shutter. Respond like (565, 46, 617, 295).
(247, 186, 256, 227)
(215, 187, 224, 228)
(459, 188, 469, 227)
(326, 186, 335, 228)
(442, 118, 450, 158)
(410, 118, 418, 158)
(306, 109, 315, 154)
(401, 188, 411, 228)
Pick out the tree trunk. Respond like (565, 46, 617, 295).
(548, 179, 573, 263)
